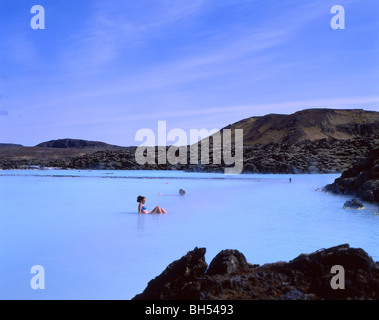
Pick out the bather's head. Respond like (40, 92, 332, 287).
(137, 195, 146, 204)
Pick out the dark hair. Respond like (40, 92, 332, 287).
(137, 195, 145, 203)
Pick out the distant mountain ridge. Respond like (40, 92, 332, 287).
(5, 109, 379, 150)
(35, 138, 126, 149)
(223, 109, 379, 145)
(0, 143, 23, 148)
(1, 108, 378, 173)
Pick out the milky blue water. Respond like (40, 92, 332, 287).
(0, 170, 378, 300)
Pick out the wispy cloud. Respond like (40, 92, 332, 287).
(60, 1, 329, 92)
(0, 94, 8, 116)
(211, 96, 379, 117)
(122, 96, 379, 119)
(63, 0, 209, 68)
(2, 0, 378, 146)
(24, 96, 379, 129)
(14, 1, 370, 118)
(1, 34, 38, 65)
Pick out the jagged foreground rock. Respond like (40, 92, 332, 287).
(132, 244, 379, 300)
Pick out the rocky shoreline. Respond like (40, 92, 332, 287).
(1, 136, 377, 174)
(324, 148, 379, 203)
(132, 244, 379, 300)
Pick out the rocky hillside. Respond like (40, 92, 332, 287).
(324, 148, 379, 203)
(189, 136, 378, 174)
(1, 109, 378, 173)
(1, 136, 378, 173)
(42, 137, 379, 172)
(132, 244, 379, 300)
(222, 109, 379, 146)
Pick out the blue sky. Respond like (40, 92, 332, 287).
(0, 0, 378, 146)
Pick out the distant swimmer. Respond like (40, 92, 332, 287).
(179, 189, 186, 196)
(289, 178, 292, 183)
(137, 195, 167, 214)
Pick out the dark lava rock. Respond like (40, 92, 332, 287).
(283, 289, 307, 300)
(132, 244, 379, 300)
(133, 247, 208, 300)
(207, 249, 249, 276)
(325, 148, 379, 203)
(343, 199, 364, 209)
(285, 244, 379, 299)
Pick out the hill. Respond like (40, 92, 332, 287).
(0, 139, 126, 166)
(222, 109, 379, 145)
(1, 108, 378, 173)
(0, 143, 23, 148)
(35, 138, 125, 149)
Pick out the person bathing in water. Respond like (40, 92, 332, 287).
(137, 196, 167, 214)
